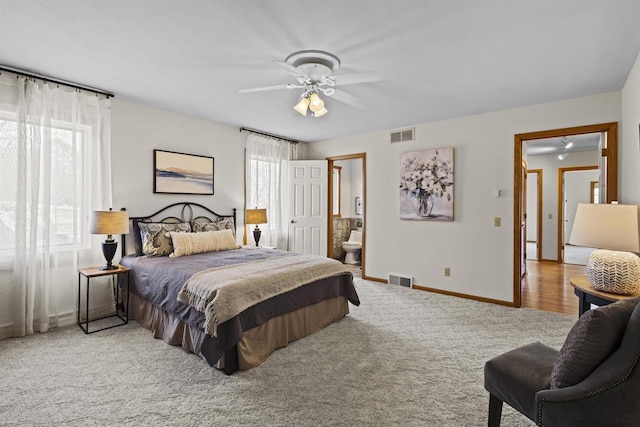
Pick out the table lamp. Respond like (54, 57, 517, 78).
(245, 208, 267, 247)
(569, 203, 640, 294)
(90, 208, 129, 270)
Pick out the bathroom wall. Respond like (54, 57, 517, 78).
(332, 218, 351, 260)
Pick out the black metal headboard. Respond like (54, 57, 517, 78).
(121, 202, 237, 257)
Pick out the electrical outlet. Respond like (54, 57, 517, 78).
(444, 267, 451, 277)
(493, 217, 501, 227)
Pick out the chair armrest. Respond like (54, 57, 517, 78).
(534, 350, 640, 426)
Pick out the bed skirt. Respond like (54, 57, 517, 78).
(127, 292, 350, 371)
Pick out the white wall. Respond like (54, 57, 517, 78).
(111, 98, 247, 245)
(621, 51, 640, 204)
(305, 92, 621, 303)
(526, 150, 598, 260)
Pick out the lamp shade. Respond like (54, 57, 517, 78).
(245, 208, 267, 225)
(293, 96, 310, 116)
(90, 210, 129, 235)
(313, 106, 328, 117)
(308, 92, 324, 112)
(569, 203, 640, 252)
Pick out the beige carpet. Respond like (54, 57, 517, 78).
(0, 279, 577, 426)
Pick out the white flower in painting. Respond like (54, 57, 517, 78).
(400, 150, 453, 204)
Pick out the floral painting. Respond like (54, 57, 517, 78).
(399, 147, 454, 221)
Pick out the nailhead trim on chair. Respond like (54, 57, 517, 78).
(536, 352, 640, 425)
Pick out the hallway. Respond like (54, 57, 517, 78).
(521, 260, 585, 316)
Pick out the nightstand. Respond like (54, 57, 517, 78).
(570, 275, 640, 317)
(77, 265, 130, 334)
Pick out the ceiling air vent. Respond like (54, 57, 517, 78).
(390, 128, 415, 143)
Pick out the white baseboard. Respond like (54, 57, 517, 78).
(0, 302, 117, 339)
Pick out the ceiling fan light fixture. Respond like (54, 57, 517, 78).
(312, 106, 328, 117)
(308, 92, 324, 112)
(293, 95, 310, 116)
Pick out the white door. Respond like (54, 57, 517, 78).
(288, 160, 327, 256)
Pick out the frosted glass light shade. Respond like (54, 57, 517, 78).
(308, 92, 324, 112)
(313, 107, 328, 117)
(293, 96, 310, 116)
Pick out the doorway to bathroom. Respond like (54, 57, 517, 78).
(327, 153, 366, 278)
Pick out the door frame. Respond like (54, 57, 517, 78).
(513, 122, 618, 307)
(556, 165, 598, 264)
(527, 168, 543, 261)
(327, 153, 367, 277)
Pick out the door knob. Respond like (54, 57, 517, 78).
(290, 220, 296, 224)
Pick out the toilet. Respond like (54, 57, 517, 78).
(342, 230, 362, 265)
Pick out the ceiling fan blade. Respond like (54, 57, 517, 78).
(274, 60, 308, 79)
(330, 89, 368, 110)
(238, 84, 299, 93)
(331, 71, 383, 86)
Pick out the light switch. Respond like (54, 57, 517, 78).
(494, 217, 501, 227)
(548, 213, 553, 220)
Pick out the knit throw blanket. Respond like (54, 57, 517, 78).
(177, 253, 351, 337)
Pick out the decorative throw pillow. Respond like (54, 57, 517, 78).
(193, 217, 235, 235)
(550, 297, 640, 388)
(138, 222, 191, 256)
(168, 229, 239, 258)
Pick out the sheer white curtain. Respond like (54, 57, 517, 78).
(0, 72, 112, 338)
(245, 133, 298, 249)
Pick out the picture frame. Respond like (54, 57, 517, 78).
(153, 149, 214, 195)
(399, 147, 454, 221)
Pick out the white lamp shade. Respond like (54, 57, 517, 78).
(293, 97, 310, 116)
(313, 106, 328, 117)
(308, 92, 324, 112)
(569, 203, 640, 252)
(90, 210, 129, 235)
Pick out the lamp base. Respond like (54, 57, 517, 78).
(253, 227, 262, 247)
(586, 249, 640, 295)
(101, 240, 118, 271)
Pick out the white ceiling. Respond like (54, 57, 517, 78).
(526, 133, 601, 156)
(1, 1, 639, 143)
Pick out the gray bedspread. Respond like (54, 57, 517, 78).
(120, 247, 295, 329)
(120, 247, 360, 367)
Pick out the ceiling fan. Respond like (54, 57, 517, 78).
(558, 137, 574, 160)
(238, 50, 382, 117)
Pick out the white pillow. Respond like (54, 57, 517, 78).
(168, 229, 240, 258)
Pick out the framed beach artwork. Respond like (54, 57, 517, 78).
(153, 149, 214, 195)
(399, 147, 454, 221)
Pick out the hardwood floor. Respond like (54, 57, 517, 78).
(521, 260, 585, 316)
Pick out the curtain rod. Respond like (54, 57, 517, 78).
(0, 65, 114, 98)
(240, 127, 299, 144)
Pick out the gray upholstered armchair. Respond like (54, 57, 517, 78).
(484, 297, 640, 426)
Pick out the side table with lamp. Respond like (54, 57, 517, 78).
(568, 203, 640, 316)
(77, 208, 130, 333)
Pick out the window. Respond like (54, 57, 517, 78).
(0, 114, 90, 253)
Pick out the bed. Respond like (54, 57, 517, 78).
(119, 202, 360, 374)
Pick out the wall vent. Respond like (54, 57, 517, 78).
(390, 128, 415, 143)
(388, 274, 413, 288)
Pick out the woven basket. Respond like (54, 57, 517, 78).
(586, 249, 640, 295)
